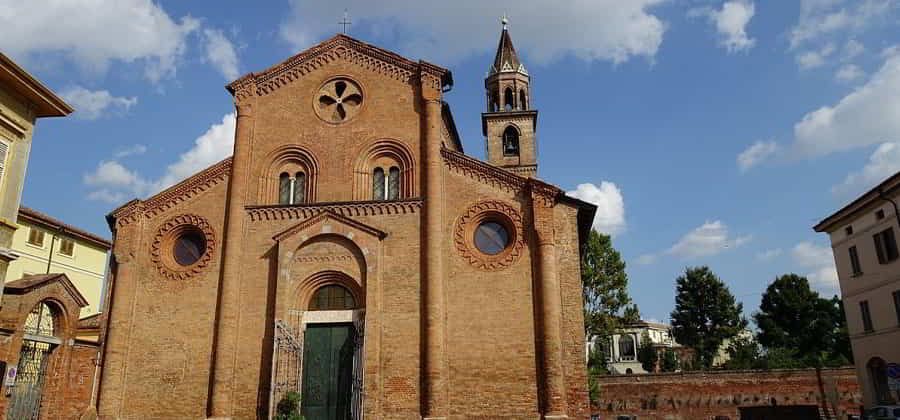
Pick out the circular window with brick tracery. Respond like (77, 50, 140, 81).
(315, 77, 364, 124)
(151, 214, 216, 281)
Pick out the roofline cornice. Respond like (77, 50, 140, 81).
(0, 53, 73, 117)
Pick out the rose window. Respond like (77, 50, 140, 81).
(316, 78, 363, 123)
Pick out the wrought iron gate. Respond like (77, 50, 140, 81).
(270, 319, 303, 419)
(7, 341, 53, 420)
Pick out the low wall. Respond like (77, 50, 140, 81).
(594, 367, 861, 419)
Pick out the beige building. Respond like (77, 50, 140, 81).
(7, 206, 111, 317)
(815, 170, 900, 407)
(0, 53, 72, 298)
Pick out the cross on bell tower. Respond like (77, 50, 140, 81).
(482, 16, 539, 178)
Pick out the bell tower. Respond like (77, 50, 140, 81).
(482, 17, 539, 178)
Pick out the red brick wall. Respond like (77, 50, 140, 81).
(595, 367, 862, 420)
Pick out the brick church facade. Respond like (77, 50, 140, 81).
(98, 24, 595, 419)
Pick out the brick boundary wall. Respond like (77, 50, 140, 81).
(594, 367, 861, 419)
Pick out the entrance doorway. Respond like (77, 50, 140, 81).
(8, 301, 61, 420)
(300, 324, 356, 420)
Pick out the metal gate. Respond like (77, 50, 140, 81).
(7, 340, 53, 420)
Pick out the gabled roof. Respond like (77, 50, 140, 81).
(0, 53, 73, 118)
(19, 206, 111, 249)
(4, 273, 89, 307)
(489, 26, 527, 76)
(227, 34, 453, 97)
(814, 170, 900, 232)
(273, 209, 387, 242)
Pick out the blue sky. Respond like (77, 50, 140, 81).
(3, 0, 900, 323)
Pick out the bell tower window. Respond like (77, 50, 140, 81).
(504, 87, 514, 111)
(519, 89, 527, 110)
(503, 126, 520, 157)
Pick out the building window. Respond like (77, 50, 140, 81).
(309, 285, 356, 311)
(0, 139, 8, 188)
(58, 238, 74, 257)
(27, 228, 45, 247)
(876, 209, 885, 220)
(372, 166, 400, 201)
(519, 88, 527, 110)
(278, 172, 307, 205)
(873, 227, 899, 264)
(845, 225, 853, 236)
(860, 300, 874, 332)
(849, 246, 862, 275)
(502, 126, 520, 157)
(893, 290, 900, 326)
(504, 87, 514, 111)
(619, 334, 636, 361)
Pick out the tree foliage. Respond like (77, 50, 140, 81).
(582, 230, 639, 339)
(670, 266, 747, 369)
(754, 274, 852, 367)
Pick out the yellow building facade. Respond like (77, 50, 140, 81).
(7, 207, 110, 317)
(0, 53, 72, 299)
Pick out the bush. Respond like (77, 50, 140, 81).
(275, 391, 303, 420)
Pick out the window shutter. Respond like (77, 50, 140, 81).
(874, 232, 887, 264)
(0, 140, 8, 184)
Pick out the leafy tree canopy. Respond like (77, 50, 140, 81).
(670, 266, 747, 369)
(582, 230, 638, 340)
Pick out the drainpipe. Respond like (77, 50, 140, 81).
(878, 187, 900, 228)
(45, 228, 62, 274)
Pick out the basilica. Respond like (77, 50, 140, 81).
(98, 22, 595, 419)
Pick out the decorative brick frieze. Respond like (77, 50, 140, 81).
(246, 199, 422, 222)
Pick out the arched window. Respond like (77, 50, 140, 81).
(619, 334, 636, 361)
(309, 285, 356, 311)
(294, 172, 306, 204)
(279, 173, 291, 205)
(388, 167, 400, 200)
(519, 89, 527, 110)
(373, 168, 385, 200)
(868, 357, 893, 403)
(503, 126, 520, 157)
(24, 301, 57, 337)
(504, 87, 514, 111)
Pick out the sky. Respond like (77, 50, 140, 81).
(3, 0, 900, 324)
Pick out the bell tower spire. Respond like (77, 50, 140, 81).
(482, 16, 538, 178)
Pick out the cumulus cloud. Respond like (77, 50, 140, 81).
(666, 221, 751, 259)
(84, 113, 235, 203)
(568, 182, 626, 237)
(797, 43, 836, 70)
(737, 140, 779, 172)
(60, 86, 137, 120)
(0, 0, 201, 82)
(280, 0, 667, 65)
(692, 0, 756, 53)
(791, 241, 839, 293)
(203, 28, 240, 81)
(832, 142, 900, 198)
(789, 0, 894, 49)
(792, 51, 900, 157)
(113, 144, 148, 159)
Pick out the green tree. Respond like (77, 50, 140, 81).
(660, 348, 679, 372)
(670, 266, 747, 369)
(637, 332, 657, 373)
(754, 274, 852, 367)
(586, 345, 606, 405)
(582, 230, 638, 340)
(721, 334, 762, 370)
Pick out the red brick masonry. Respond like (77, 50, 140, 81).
(595, 367, 861, 419)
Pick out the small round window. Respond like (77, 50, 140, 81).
(474, 221, 510, 255)
(173, 230, 207, 266)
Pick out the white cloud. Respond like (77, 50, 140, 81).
(695, 0, 757, 53)
(666, 220, 751, 259)
(835, 64, 865, 82)
(84, 113, 236, 204)
(832, 142, 900, 198)
(635, 254, 658, 265)
(203, 28, 240, 81)
(0, 0, 200, 82)
(791, 241, 839, 292)
(756, 248, 783, 261)
(792, 51, 900, 157)
(737, 140, 779, 172)
(789, 0, 894, 49)
(113, 144, 148, 159)
(842, 39, 865, 61)
(279, 0, 667, 65)
(568, 182, 627, 237)
(60, 86, 137, 120)
(796, 44, 835, 70)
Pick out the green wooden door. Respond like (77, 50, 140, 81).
(301, 324, 355, 420)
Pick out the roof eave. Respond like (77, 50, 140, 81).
(814, 171, 900, 232)
(0, 53, 73, 117)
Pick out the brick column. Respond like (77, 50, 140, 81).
(421, 75, 447, 419)
(533, 193, 567, 418)
(208, 101, 254, 418)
